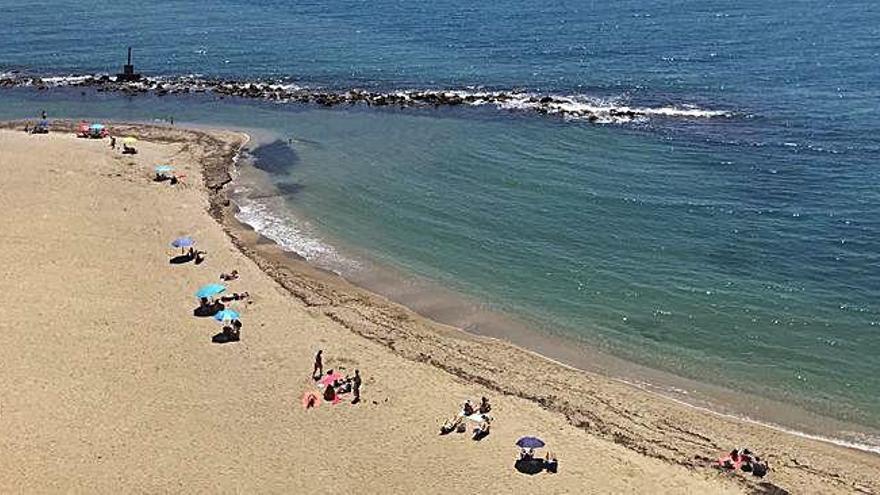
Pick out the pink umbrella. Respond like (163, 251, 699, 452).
(319, 371, 344, 386)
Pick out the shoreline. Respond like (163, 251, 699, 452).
(229, 134, 880, 456)
(4, 120, 878, 493)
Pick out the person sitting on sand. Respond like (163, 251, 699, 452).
(220, 270, 239, 281)
(462, 400, 475, 417)
(472, 416, 491, 440)
(718, 449, 741, 470)
(185, 247, 207, 264)
(198, 296, 224, 313)
(230, 319, 242, 341)
(323, 383, 337, 403)
(544, 452, 558, 473)
(751, 458, 769, 478)
(478, 397, 491, 414)
(520, 448, 534, 461)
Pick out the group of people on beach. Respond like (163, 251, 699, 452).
(518, 448, 559, 474)
(311, 350, 363, 405)
(717, 448, 769, 478)
(440, 397, 493, 439)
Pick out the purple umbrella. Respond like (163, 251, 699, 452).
(515, 437, 545, 449)
(171, 236, 194, 249)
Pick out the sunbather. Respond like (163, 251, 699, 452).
(472, 416, 491, 440)
(479, 397, 492, 414)
(335, 379, 352, 394)
(440, 416, 466, 435)
(717, 449, 741, 470)
(220, 270, 239, 281)
(462, 400, 475, 416)
(323, 384, 337, 402)
(220, 292, 249, 303)
(184, 247, 206, 264)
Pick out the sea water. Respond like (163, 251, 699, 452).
(2, 0, 878, 449)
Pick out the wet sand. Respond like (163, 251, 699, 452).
(0, 122, 876, 494)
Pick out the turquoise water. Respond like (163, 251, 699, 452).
(3, 0, 879, 446)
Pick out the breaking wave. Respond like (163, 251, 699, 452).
(0, 70, 731, 125)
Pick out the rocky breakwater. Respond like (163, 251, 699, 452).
(0, 71, 730, 124)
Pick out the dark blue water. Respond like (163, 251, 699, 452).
(3, 0, 879, 448)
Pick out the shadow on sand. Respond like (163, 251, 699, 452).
(193, 303, 224, 318)
(211, 331, 239, 344)
(170, 254, 194, 264)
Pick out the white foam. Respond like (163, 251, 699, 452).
(0, 71, 732, 125)
(233, 196, 357, 273)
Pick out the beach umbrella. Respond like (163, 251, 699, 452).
(195, 283, 226, 299)
(515, 437, 545, 449)
(171, 236, 194, 248)
(155, 165, 174, 174)
(214, 309, 240, 322)
(121, 136, 137, 144)
(319, 371, 344, 386)
(89, 123, 105, 130)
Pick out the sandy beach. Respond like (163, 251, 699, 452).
(0, 123, 877, 494)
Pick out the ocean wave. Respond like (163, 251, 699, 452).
(232, 193, 356, 272)
(0, 71, 731, 125)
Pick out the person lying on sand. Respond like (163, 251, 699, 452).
(335, 378, 352, 395)
(220, 292, 249, 303)
(220, 270, 239, 281)
(440, 417, 466, 435)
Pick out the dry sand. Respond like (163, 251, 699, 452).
(0, 123, 876, 494)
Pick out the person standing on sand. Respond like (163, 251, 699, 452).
(312, 350, 323, 380)
(352, 369, 361, 404)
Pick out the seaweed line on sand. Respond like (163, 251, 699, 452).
(3, 120, 875, 495)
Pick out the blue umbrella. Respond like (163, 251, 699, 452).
(156, 165, 174, 173)
(214, 309, 240, 322)
(515, 437, 545, 449)
(90, 123, 105, 130)
(195, 284, 226, 299)
(171, 236, 194, 248)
